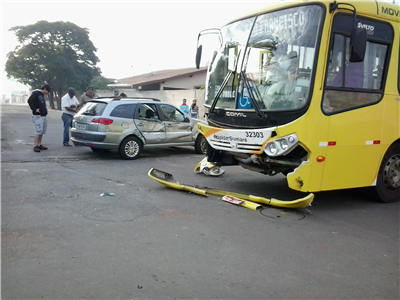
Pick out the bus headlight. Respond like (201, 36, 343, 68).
(280, 139, 288, 151)
(268, 142, 278, 155)
(264, 133, 299, 157)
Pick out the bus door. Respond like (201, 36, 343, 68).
(320, 14, 392, 190)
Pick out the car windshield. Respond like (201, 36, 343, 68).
(205, 4, 323, 112)
(78, 102, 107, 116)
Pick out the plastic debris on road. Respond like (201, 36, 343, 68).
(100, 192, 115, 196)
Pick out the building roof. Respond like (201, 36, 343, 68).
(108, 66, 207, 89)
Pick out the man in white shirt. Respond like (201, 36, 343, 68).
(61, 87, 80, 146)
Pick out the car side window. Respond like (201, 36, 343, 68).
(110, 104, 137, 119)
(138, 104, 160, 121)
(160, 104, 185, 122)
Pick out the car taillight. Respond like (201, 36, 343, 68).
(92, 118, 113, 125)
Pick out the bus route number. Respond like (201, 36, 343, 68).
(245, 131, 264, 138)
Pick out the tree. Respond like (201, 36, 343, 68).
(89, 76, 115, 91)
(5, 21, 101, 109)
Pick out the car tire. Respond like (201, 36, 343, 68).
(195, 134, 208, 154)
(376, 142, 400, 203)
(119, 136, 142, 160)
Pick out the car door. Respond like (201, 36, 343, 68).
(133, 103, 166, 144)
(159, 104, 193, 143)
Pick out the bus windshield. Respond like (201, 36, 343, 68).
(205, 4, 323, 112)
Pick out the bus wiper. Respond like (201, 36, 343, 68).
(210, 48, 242, 114)
(209, 70, 233, 114)
(241, 71, 267, 119)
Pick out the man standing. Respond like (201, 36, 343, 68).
(79, 86, 97, 106)
(190, 99, 199, 118)
(28, 84, 51, 152)
(61, 87, 80, 147)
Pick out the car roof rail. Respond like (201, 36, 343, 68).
(111, 97, 161, 102)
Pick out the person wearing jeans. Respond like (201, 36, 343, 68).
(61, 87, 80, 146)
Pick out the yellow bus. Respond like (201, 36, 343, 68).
(195, 0, 400, 202)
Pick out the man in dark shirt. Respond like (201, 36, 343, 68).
(79, 86, 97, 106)
(27, 84, 51, 152)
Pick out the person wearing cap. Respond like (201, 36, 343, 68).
(79, 86, 97, 106)
(112, 90, 119, 98)
(61, 87, 80, 147)
(27, 84, 51, 152)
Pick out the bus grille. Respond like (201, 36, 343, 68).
(209, 139, 264, 152)
(209, 115, 278, 129)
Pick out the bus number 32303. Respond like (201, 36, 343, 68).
(245, 132, 264, 138)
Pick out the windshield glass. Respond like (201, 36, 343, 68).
(78, 102, 107, 116)
(205, 4, 323, 112)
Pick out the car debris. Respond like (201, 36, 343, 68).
(194, 157, 225, 176)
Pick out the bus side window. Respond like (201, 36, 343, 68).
(327, 36, 364, 89)
(323, 34, 388, 114)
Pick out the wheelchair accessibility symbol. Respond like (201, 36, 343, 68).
(238, 89, 252, 109)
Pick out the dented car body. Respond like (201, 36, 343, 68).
(71, 97, 207, 159)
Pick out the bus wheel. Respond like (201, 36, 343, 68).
(376, 143, 400, 203)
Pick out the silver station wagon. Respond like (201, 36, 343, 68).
(71, 97, 208, 159)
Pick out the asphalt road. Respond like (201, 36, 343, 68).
(1, 104, 399, 299)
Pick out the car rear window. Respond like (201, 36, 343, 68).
(110, 103, 137, 119)
(78, 102, 107, 116)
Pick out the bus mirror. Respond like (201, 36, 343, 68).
(195, 45, 203, 69)
(349, 27, 367, 62)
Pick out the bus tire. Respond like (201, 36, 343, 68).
(376, 142, 400, 203)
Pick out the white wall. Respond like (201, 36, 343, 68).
(161, 73, 205, 90)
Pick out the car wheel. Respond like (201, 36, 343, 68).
(119, 136, 142, 160)
(195, 134, 208, 154)
(376, 142, 400, 203)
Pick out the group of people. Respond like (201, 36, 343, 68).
(179, 98, 199, 119)
(28, 85, 98, 152)
(112, 90, 127, 98)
